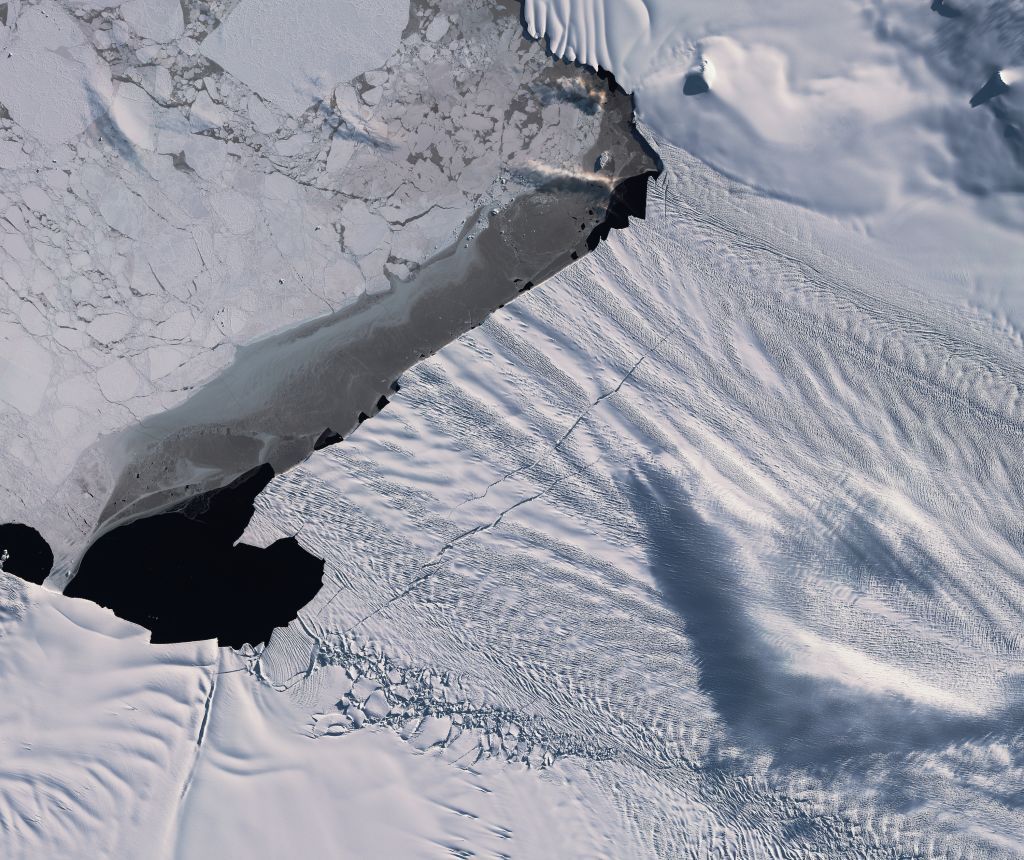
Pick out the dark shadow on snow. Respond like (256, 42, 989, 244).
(682, 73, 710, 96)
(625, 462, 1020, 794)
(931, 0, 962, 18)
(971, 71, 1010, 108)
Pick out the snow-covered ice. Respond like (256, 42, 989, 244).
(238, 128, 1024, 856)
(525, 0, 1024, 236)
(0, 574, 215, 858)
(2, 0, 1024, 857)
(200, 0, 410, 116)
(0, 570, 629, 859)
(174, 650, 625, 859)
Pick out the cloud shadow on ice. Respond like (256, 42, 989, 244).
(625, 463, 1017, 791)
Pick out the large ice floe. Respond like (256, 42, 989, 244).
(2, 0, 1024, 858)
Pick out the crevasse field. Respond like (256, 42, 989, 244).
(2, 0, 1024, 858)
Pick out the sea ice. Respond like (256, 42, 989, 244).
(0, 0, 653, 569)
(199, 0, 410, 116)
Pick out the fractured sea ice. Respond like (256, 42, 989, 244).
(0, 0, 658, 571)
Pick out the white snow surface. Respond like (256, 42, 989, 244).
(0, 575, 216, 859)
(0, 3, 115, 144)
(174, 652, 623, 859)
(0, 571, 625, 859)
(238, 132, 1024, 857)
(525, 0, 1024, 232)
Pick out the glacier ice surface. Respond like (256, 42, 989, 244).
(238, 126, 1024, 856)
